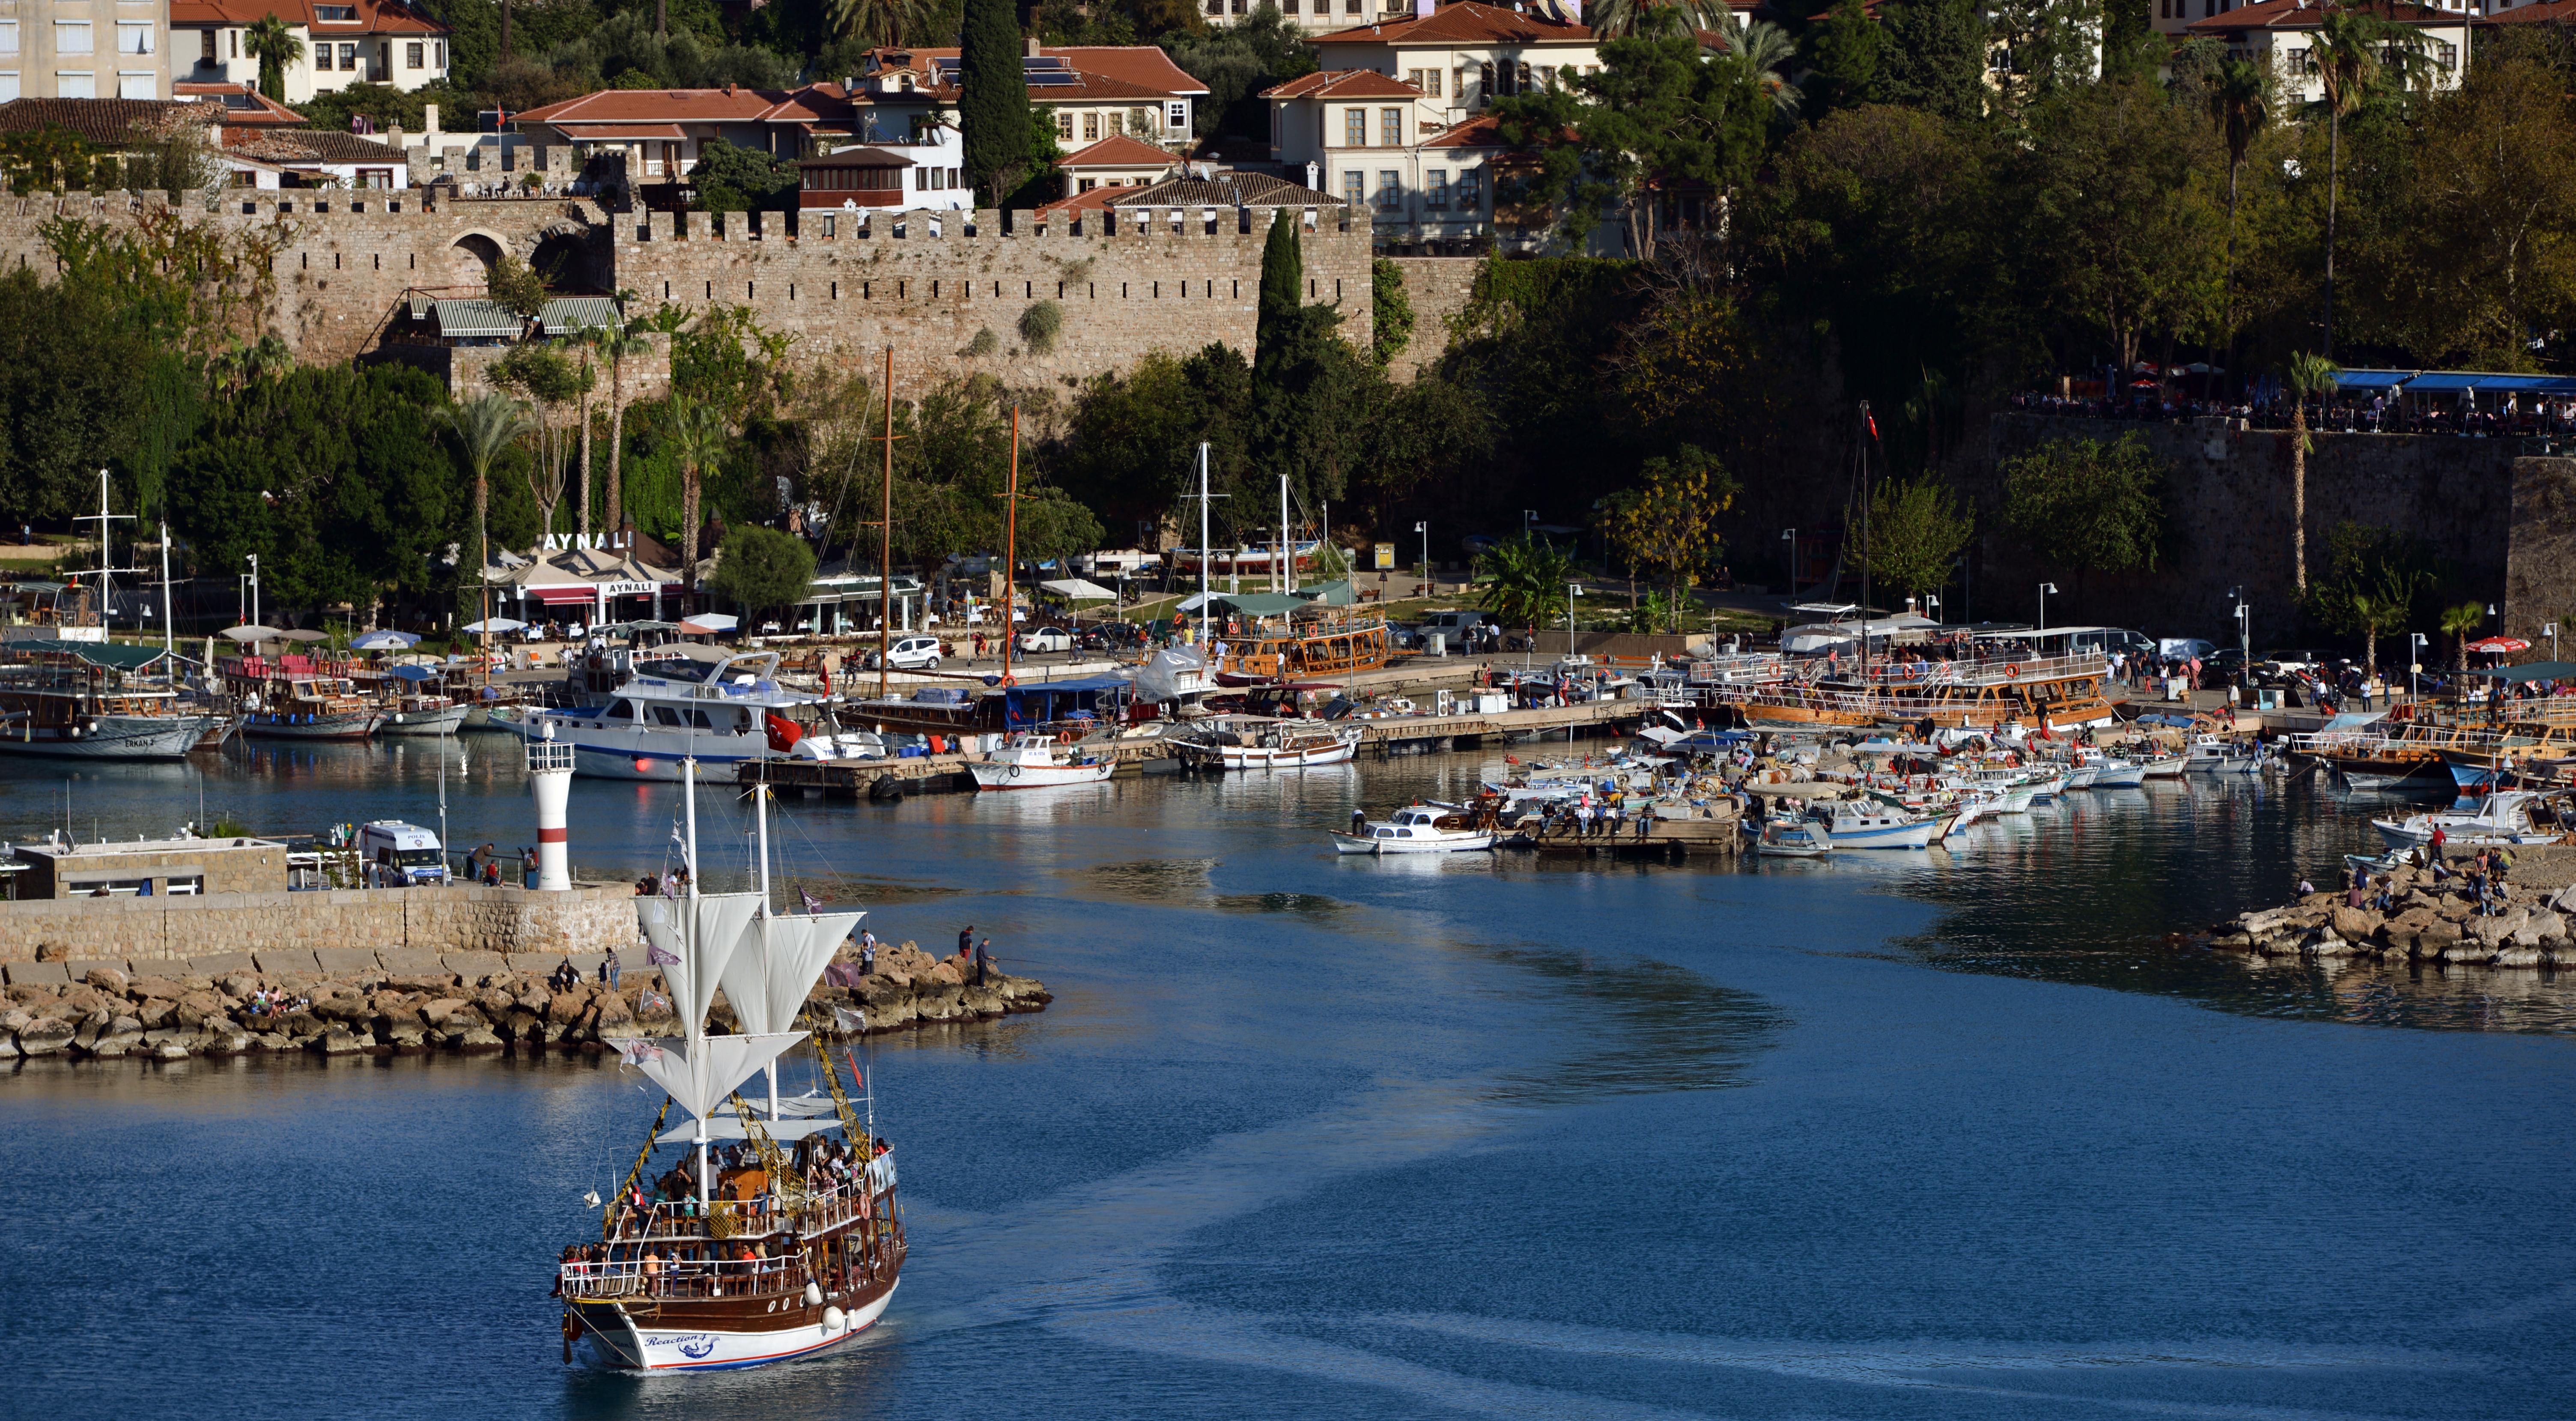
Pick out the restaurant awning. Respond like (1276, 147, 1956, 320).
(1038, 578, 1118, 601)
(433, 299, 524, 339)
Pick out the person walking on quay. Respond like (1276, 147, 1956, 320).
(603, 946, 621, 990)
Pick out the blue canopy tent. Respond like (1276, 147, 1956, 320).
(999, 675, 1130, 731)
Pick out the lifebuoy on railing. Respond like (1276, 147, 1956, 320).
(2003, 664, 2021, 678)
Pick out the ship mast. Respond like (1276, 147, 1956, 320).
(683, 752, 710, 1208)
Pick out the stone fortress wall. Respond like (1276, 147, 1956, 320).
(0, 189, 1378, 391)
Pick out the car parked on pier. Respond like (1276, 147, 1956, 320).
(1018, 626, 1074, 654)
(863, 636, 945, 671)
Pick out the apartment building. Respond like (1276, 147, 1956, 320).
(2183, 0, 2468, 102)
(0, 0, 170, 102)
(169, 0, 447, 105)
(1304, 0, 1603, 125)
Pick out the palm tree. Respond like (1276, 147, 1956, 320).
(2308, 7, 2430, 360)
(593, 319, 656, 545)
(831, 0, 938, 48)
(1475, 533, 1577, 633)
(2209, 60, 2267, 341)
(665, 394, 733, 579)
(1589, 0, 1728, 39)
(439, 394, 533, 645)
(242, 13, 304, 103)
(2285, 352, 2338, 594)
(569, 330, 601, 543)
(2440, 600, 2486, 674)
(1714, 12, 1802, 116)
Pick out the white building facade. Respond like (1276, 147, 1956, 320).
(0, 0, 169, 102)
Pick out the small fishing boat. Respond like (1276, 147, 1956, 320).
(2139, 753, 2189, 779)
(968, 733, 1114, 790)
(2183, 734, 2265, 774)
(1810, 799, 1941, 850)
(1754, 819, 1833, 857)
(236, 675, 383, 740)
(2091, 758, 2150, 788)
(1172, 717, 1363, 771)
(1331, 801, 1497, 854)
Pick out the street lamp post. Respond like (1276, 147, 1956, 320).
(1781, 528, 1797, 596)
(1926, 595, 1941, 625)
(1415, 521, 1429, 591)
(1523, 508, 1536, 541)
(2037, 581, 2057, 632)
(247, 553, 260, 630)
(2409, 633, 2428, 702)
(1567, 582, 1583, 660)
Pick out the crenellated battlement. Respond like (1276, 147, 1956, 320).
(0, 191, 1372, 387)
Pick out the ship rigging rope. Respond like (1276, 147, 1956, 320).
(726, 1089, 810, 1216)
(605, 1094, 674, 1242)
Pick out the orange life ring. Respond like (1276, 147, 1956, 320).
(2004, 663, 2021, 678)
(1056, 730, 1074, 745)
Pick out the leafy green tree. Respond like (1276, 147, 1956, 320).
(2309, 3, 2431, 359)
(486, 253, 550, 322)
(832, 0, 941, 48)
(960, 0, 1032, 202)
(170, 365, 458, 617)
(2284, 351, 2337, 593)
(1055, 343, 1251, 531)
(244, 14, 306, 103)
(489, 344, 586, 538)
(1475, 532, 1577, 630)
(0, 269, 174, 526)
(2208, 58, 2268, 341)
(689, 139, 801, 212)
(0, 124, 91, 194)
(1875, 0, 1986, 122)
(1985, 0, 2101, 117)
(1371, 257, 1415, 367)
(1801, 0, 1883, 118)
(1495, 33, 1774, 255)
(594, 318, 658, 537)
(1865, 474, 1974, 602)
(2306, 521, 2433, 677)
(2001, 433, 2167, 600)
(1163, 4, 1316, 138)
(1602, 445, 1736, 631)
(710, 522, 819, 613)
(1257, 208, 1303, 349)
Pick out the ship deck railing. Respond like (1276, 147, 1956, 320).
(559, 1254, 814, 1301)
(605, 1174, 894, 1245)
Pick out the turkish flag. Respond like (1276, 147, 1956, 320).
(764, 712, 803, 753)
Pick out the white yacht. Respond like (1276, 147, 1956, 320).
(969, 733, 1115, 790)
(1810, 799, 1943, 850)
(1332, 802, 1496, 855)
(2371, 790, 2576, 851)
(522, 649, 822, 781)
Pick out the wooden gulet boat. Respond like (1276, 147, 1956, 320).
(561, 770, 902, 1372)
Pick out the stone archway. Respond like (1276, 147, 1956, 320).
(445, 231, 507, 291)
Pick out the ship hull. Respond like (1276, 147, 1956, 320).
(572, 1277, 898, 1373)
(0, 713, 214, 760)
(239, 710, 381, 740)
(379, 704, 471, 736)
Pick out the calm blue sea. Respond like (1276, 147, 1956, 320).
(2, 745, 2570, 1420)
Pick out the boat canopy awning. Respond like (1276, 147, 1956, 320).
(1000, 675, 1129, 729)
(4, 639, 180, 669)
(1204, 592, 1312, 616)
(657, 1115, 847, 1144)
(2330, 368, 2415, 393)
(2466, 660, 2576, 682)
(1038, 577, 1118, 601)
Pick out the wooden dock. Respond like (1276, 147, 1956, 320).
(1355, 699, 1646, 751)
(1505, 811, 1742, 858)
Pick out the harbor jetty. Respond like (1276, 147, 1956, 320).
(0, 938, 1047, 1062)
(2211, 848, 2576, 968)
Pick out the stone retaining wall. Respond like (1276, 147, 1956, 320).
(0, 886, 632, 964)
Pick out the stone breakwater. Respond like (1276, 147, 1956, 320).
(2211, 857, 2576, 969)
(0, 940, 1046, 1063)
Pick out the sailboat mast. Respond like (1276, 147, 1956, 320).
(1198, 442, 1210, 609)
(1278, 475, 1289, 595)
(682, 753, 709, 1207)
(879, 346, 894, 701)
(754, 779, 779, 1122)
(1001, 405, 1018, 687)
(158, 521, 173, 661)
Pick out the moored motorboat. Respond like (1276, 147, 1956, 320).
(1810, 799, 1941, 849)
(1172, 716, 1363, 771)
(2370, 788, 2576, 850)
(1754, 819, 1833, 857)
(1331, 800, 1497, 854)
(968, 732, 1114, 790)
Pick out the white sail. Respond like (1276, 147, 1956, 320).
(614, 1032, 807, 1122)
(638, 891, 764, 1036)
(719, 911, 868, 1038)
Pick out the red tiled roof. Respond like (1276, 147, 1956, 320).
(554, 123, 689, 140)
(1423, 113, 1512, 149)
(1046, 46, 1209, 96)
(1058, 133, 1177, 168)
(170, 0, 446, 35)
(516, 87, 793, 125)
(1035, 185, 1127, 218)
(862, 45, 1203, 99)
(1310, 1, 1594, 47)
(1260, 69, 1425, 100)
(173, 82, 305, 125)
(2185, 0, 2458, 33)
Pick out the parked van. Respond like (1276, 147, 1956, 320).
(358, 820, 449, 887)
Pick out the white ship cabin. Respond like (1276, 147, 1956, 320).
(558, 648, 800, 731)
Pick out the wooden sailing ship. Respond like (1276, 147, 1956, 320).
(558, 773, 901, 1372)
(1212, 609, 1390, 684)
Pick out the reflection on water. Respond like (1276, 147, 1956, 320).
(1464, 943, 1786, 1105)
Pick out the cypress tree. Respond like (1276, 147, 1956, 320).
(1256, 209, 1303, 355)
(959, 0, 1031, 203)
(1799, 0, 1883, 117)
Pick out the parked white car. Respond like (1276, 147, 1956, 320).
(1018, 626, 1074, 654)
(863, 635, 944, 671)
